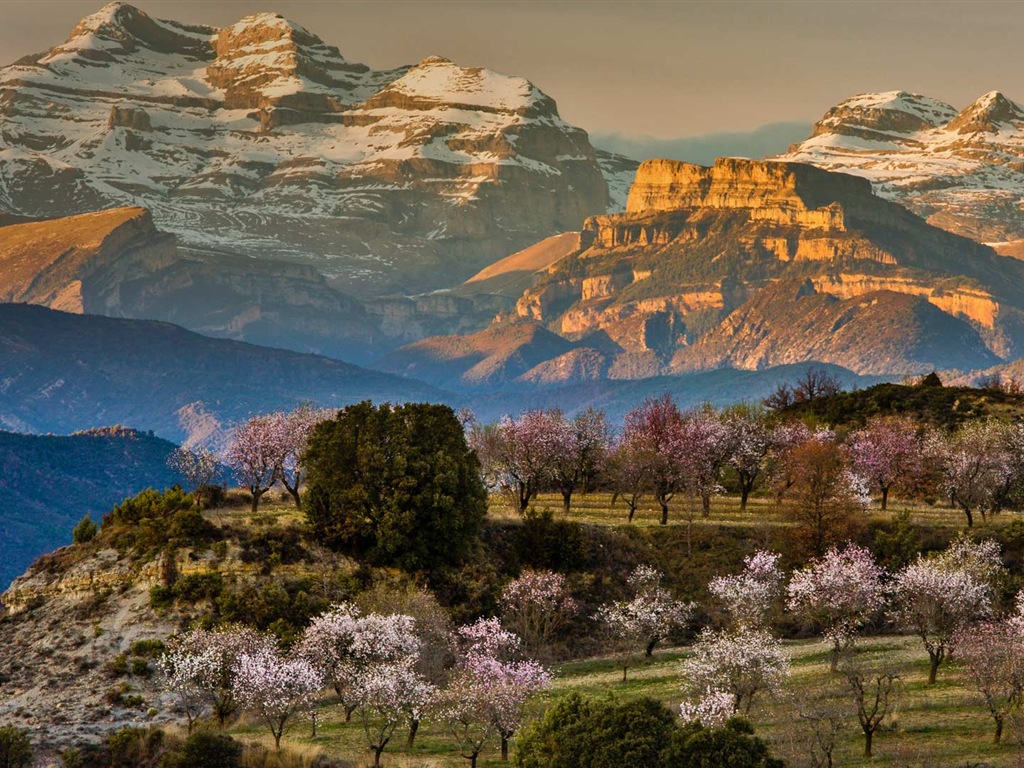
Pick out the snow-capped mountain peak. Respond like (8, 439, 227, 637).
(779, 89, 1024, 243)
(0, 3, 624, 293)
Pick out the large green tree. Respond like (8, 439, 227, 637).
(304, 401, 487, 573)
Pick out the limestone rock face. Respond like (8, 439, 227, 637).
(0, 2, 621, 294)
(387, 156, 1024, 387)
(780, 90, 1024, 243)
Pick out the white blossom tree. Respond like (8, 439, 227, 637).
(680, 628, 790, 715)
(708, 550, 783, 632)
(925, 421, 1015, 527)
(787, 544, 886, 670)
(889, 556, 993, 684)
(952, 615, 1024, 744)
(595, 565, 693, 680)
(355, 658, 434, 767)
(161, 626, 272, 727)
(233, 645, 324, 750)
(270, 404, 331, 508)
(499, 569, 578, 660)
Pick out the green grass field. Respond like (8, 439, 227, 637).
(219, 490, 1024, 768)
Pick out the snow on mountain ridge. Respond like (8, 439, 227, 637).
(0, 3, 616, 293)
(779, 89, 1024, 243)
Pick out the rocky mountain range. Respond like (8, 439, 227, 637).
(380, 157, 1024, 385)
(780, 90, 1024, 245)
(0, 303, 439, 444)
(0, 2, 630, 295)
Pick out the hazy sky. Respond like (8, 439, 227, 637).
(2, 0, 1024, 139)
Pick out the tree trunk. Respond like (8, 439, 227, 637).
(284, 480, 302, 509)
(863, 728, 872, 758)
(962, 504, 974, 528)
(622, 665, 628, 682)
(311, 711, 317, 738)
(250, 490, 260, 513)
(274, 731, 282, 751)
(627, 502, 636, 523)
(881, 485, 889, 511)
(928, 651, 941, 685)
(562, 489, 572, 514)
(470, 754, 478, 768)
(660, 499, 669, 526)
(345, 703, 356, 722)
(994, 716, 1004, 744)
(830, 642, 840, 673)
(407, 718, 420, 749)
(501, 735, 509, 761)
(740, 485, 750, 511)
(701, 492, 711, 518)
(374, 744, 385, 767)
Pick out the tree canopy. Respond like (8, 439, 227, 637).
(304, 401, 487, 573)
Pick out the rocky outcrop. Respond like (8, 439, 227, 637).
(780, 90, 1024, 242)
(445, 156, 1024, 383)
(0, 2, 618, 294)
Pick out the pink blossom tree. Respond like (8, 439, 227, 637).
(925, 420, 1014, 527)
(621, 396, 687, 525)
(604, 431, 653, 523)
(167, 445, 220, 509)
(499, 569, 578, 660)
(549, 408, 612, 513)
(786, 544, 885, 671)
(233, 645, 324, 750)
(952, 616, 1024, 743)
(595, 565, 694, 680)
(225, 414, 280, 512)
(439, 618, 551, 762)
(676, 406, 731, 517)
(722, 404, 775, 511)
(708, 550, 784, 632)
(270, 404, 331, 509)
(846, 416, 922, 510)
(889, 556, 993, 684)
(470, 410, 563, 513)
(680, 628, 790, 716)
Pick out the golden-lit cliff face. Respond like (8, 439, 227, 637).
(424, 157, 1024, 381)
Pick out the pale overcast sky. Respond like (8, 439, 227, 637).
(1, 0, 1023, 140)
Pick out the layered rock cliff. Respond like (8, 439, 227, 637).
(381, 157, 1024, 384)
(779, 90, 1024, 244)
(0, 2, 624, 294)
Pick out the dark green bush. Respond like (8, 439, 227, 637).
(161, 732, 241, 768)
(129, 640, 166, 659)
(0, 725, 32, 768)
(172, 572, 224, 604)
(515, 694, 675, 768)
(515, 696, 781, 768)
(72, 516, 97, 545)
(149, 586, 174, 610)
(516, 508, 588, 572)
(239, 526, 308, 568)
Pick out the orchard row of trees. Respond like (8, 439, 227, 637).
(469, 397, 1024, 530)
(157, 533, 1021, 764)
